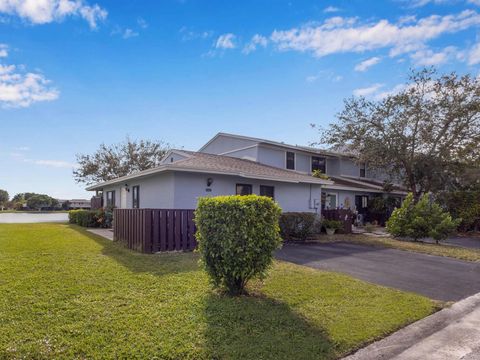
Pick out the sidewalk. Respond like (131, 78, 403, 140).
(86, 228, 114, 241)
(344, 292, 480, 360)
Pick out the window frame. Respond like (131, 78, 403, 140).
(260, 185, 275, 199)
(311, 156, 327, 174)
(106, 190, 116, 207)
(360, 163, 366, 178)
(325, 192, 338, 209)
(236, 183, 253, 196)
(286, 151, 295, 170)
(132, 185, 140, 209)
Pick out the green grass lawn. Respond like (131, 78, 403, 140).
(0, 224, 438, 359)
(316, 234, 480, 262)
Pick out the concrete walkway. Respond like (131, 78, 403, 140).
(344, 292, 480, 360)
(86, 228, 114, 241)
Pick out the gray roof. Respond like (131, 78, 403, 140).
(86, 150, 332, 191)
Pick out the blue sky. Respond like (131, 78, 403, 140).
(1, 0, 480, 199)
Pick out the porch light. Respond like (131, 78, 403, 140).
(206, 178, 213, 187)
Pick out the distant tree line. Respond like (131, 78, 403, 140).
(0, 191, 61, 211)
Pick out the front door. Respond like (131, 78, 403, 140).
(120, 188, 128, 208)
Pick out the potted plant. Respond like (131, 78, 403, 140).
(322, 219, 343, 235)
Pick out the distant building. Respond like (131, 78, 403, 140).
(56, 199, 91, 210)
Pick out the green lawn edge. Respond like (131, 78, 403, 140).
(0, 223, 439, 359)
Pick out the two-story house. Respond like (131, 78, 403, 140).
(86, 132, 406, 214)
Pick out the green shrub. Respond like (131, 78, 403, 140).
(68, 208, 113, 228)
(322, 219, 343, 230)
(279, 212, 317, 241)
(69, 210, 97, 227)
(387, 193, 459, 243)
(437, 191, 480, 232)
(195, 195, 282, 295)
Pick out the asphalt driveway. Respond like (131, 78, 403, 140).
(276, 242, 480, 301)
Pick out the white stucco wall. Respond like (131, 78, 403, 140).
(222, 146, 259, 160)
(103, 170, 323, 213)
(200, 135, 257, 154)
(172, 172, 322, 212)
(102, 172, 175, 209)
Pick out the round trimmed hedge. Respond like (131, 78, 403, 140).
(195, 195, 282, 295)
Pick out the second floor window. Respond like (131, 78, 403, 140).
(106, 191, 115, 207)
(286, 152, 295, 170)
(132, 186, 140, 208)
(360, 163, 366, 178)
(311, 156, 326, 174)
(236, 184, 252, 196)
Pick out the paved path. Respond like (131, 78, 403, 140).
(344, 292, 480, 360)
(445, 236, 480, 250)
(276, 242, 480, 301)
(86, 228, 114, 241)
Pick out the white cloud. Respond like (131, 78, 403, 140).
(353, 83, 384, 97)
(179, 26, 213, 41)
(10, 152, 77, 168)
(269, 10, 480, 58)
(0, 44, 7, 57)
(0, 63, 59, 108)
(469, 0, 480, 5)
(306, 75, 319, 83)
(0, 0, 107, 29)
(31, 159, 77, 168)
(122, 28, 138, 39)
(407, 0, 452, 7)
(242, 34, 268, 54)
(323, 6, 340, 13)
(354, 56, 381, 71)
(215, 33, 236, 49)
(137, 17, 147, 29)
(468, 41, 480, 64)
(409, 46, 456, 65)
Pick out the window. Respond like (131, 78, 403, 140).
(311, 156, 326, 173)
(132, 186, 140, 208)
(355, 195, 368, 212)
(360, 163, 366, 178)
(325, 193, 337, 209)
(286, 152, 295, 170)
(260, 185, 274, 199)
(106, 191, 116, 207)
(236, 184, 252, 196)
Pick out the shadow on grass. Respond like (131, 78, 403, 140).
(69, 225, 338, 359)
(68, 225, 199, 275)
(203, 292, 336, 360)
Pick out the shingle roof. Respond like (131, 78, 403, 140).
(86, 150, 332, 191)
(326, 175, 407, 194)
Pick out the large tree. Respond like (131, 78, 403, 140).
(0, 189, 8, 210)
(73, 138, 171, 185)
(321, 68, 480, 198)
(26, 194, 58, 211)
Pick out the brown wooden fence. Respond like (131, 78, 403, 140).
(113, 209, 196, 253)
(323, 209, 353, 234)
(90, 196, 103, 210)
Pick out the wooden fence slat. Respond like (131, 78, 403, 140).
(152, 210, 159, 253)
(160, 210, 167, 251)
(167, 210, 174, 251)
(174, 210, 181, 250)
(181, 211, 188, 250)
